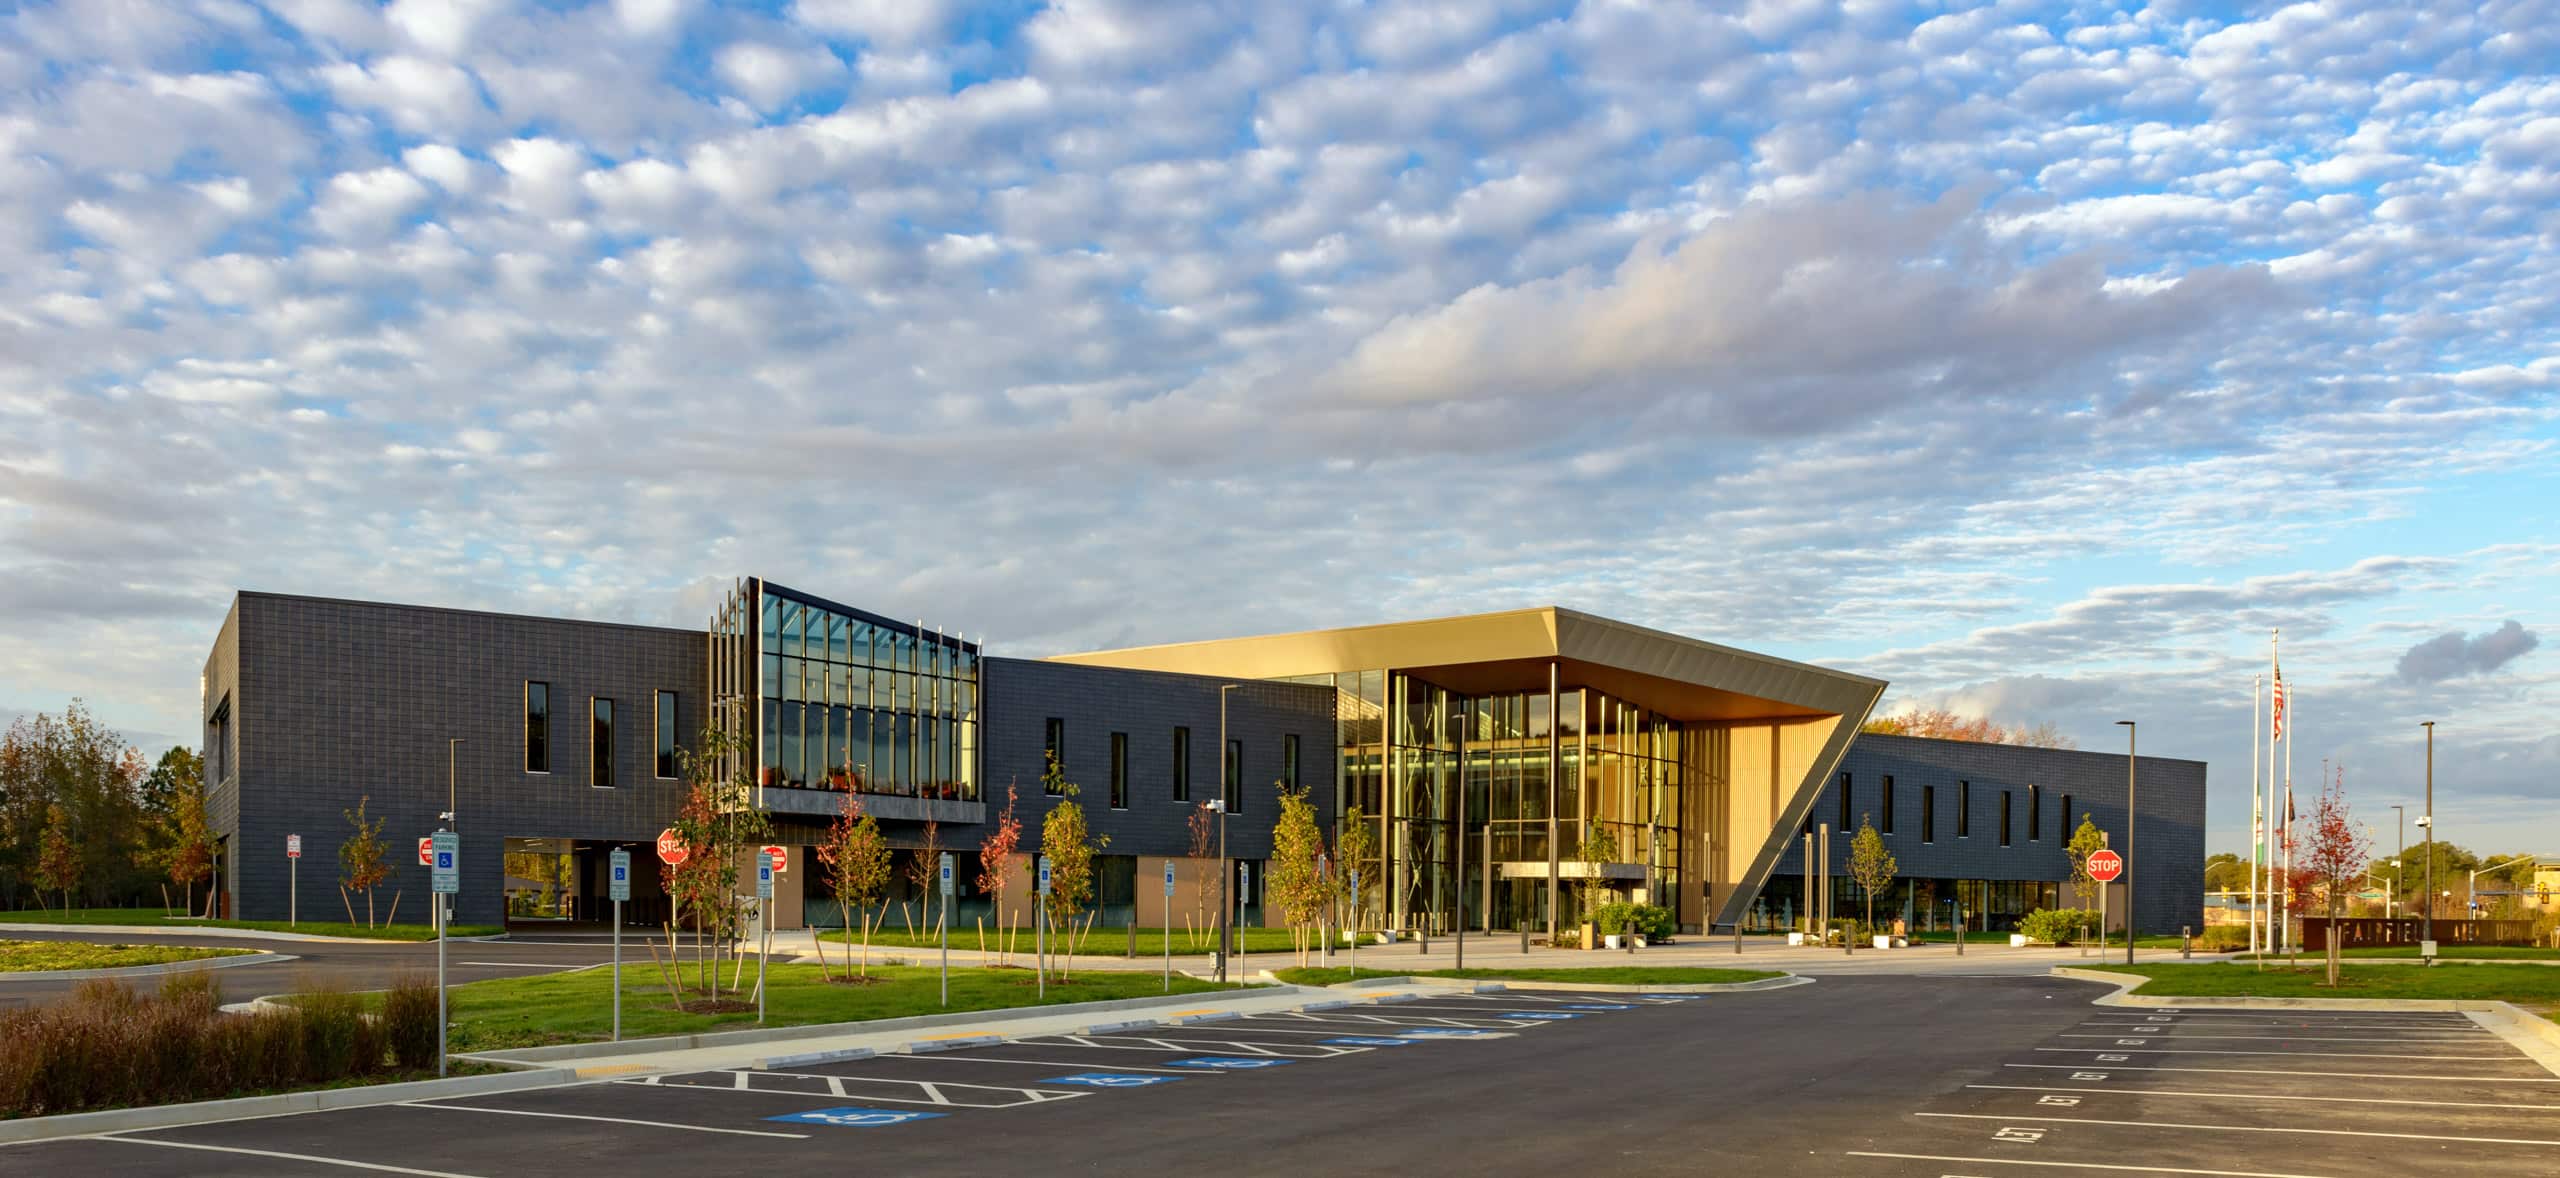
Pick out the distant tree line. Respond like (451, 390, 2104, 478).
(0, 700, 213, 914)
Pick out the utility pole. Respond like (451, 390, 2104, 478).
(2118, 720, 2136, 964)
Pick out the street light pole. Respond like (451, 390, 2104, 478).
(1218, 684, 1236, 981)
(439, 737, 462, 1079)
(2389, 804, 2406, 922)
(2117, 720, 2135, 965)
(2422, 721, 2435, 952)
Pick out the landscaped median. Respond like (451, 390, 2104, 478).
(0, 907, 501, 941)
(0, 939, 254, 973)
(1269, 965, 1786, 989)
(819, 924, 1313, 956)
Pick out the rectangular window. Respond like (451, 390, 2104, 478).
(1172, 726, 1191, 801)
(1225, 738, 1243, 812)
(1837, 772, 1851, 831)
(2028, 784, 2041, 840)
(1044, 717, 1065, 783)
(2061, 795, 2072, 840)
(1957, 780, 1970, 838)
(1283, 734, 1300, 791)
(1881, 775, 1895, 834)
(655, 691, 677, 779)
(525, 682, 549, 773)
(1109, 732, 1129, 810)
(2000, 789, 2012, 846)
(592, 697, 615, 788)
(1922, 784, 1935, 843)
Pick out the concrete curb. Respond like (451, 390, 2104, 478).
(1305, 972, 1807, 995)
(2050, 965, 2560, 1077)
(0, 951, 294, 981)
(458, 984, 1301, 1067)
(0, 1066, 580, 1145)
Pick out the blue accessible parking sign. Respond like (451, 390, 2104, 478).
(1167, 1057, 1293, 1069)
(769, 1107, 947, 1128)
(1043, 1073, 1181, 1087)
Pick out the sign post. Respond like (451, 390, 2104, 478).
(286, 835, 301, 928)
(938, 852, 954, 1007)
(2090, 842, 2123, 959)
(1035, 857, 1051, 1000)
(1162, 861, 1177, 992)
(1349, 867, 1360, 981)
(608, 849, 631, 1042)
(429, 830, 459, 1078)
(756, 854, 776, 1025)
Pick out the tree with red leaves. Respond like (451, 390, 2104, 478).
(2301, 772, 2372, 987)
(977, 782, 1022, 966)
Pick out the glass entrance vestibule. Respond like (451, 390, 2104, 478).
(1284, 667, 1688, 936)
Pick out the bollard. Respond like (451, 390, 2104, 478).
(2182, 925, 2193, 959)
(1734, 921, 1742, 955)
(1624, 917, 1636, 955)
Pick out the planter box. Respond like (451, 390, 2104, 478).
(1872, 935, 1892, 949)
(1374, 931, 1397, 944)
(2010, 933, 2030, 948)
(1786, 931, 1807, 946)
(1603, 934, 1623, 950)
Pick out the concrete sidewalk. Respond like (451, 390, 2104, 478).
(461, 979, 1466, 1078)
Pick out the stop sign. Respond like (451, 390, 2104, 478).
(2088, 849, 2124, 883)
(656, 828, 689, 866)
(763, 845, 787, 873)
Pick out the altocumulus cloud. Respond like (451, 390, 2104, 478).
(2396, 621, 2541, 684)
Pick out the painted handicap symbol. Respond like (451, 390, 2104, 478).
(1322, 1037, 1418, 1047)
(1044, 1073, 1180, 1087)
(769, 1107, 948, 1127)
(1168, 1057, 1294, 1069)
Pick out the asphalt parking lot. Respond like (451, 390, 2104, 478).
(4, 976, 2552, 1176)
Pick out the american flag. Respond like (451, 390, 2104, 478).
(2270, 661, 2287, 741)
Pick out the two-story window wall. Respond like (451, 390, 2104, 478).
(719, 581, 980, 801)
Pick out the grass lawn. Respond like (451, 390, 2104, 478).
(821, 923, 1317, 956)
(440, 962, 1253, 1051)
(2078, 961, 2560, 1005)
(1268, 965, 1782, 987)
(2237, 945, 2560, 961)
(0, 939, 255, 972)
(0, 907, 502, 941)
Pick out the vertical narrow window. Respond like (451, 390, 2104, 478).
(1837, 772, 1851, 831)
(592, 697, 615, 788)
(1225, 738, 1243, 812)
(1283, 734, 1300, 791)
(1044, 718, 1066, 793)
(1881, 775, 1895, 834)
(1922, 784, 1935, 843)
(2000, 790, 2012, 846)
(2028, 784, 2041, 840)
(1109, 732, 1129, 809)
(655, 691, 677, 779)
(2061, 795, 2072, 839)
(1957, 780, 1971, 837)
(525, 682, 549, 773)
(1172, 726, 1191, 801)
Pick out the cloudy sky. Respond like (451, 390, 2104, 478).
(2, 0, 2553, 856)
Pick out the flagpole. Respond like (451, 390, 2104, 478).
(2251, 673, 2262, 959)
(2282, 680, 2294, 959)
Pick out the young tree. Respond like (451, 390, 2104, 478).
(1575, 822, 1621, 925)
(904, 818, 947, 936)
(1035, 754, 1104, 981)
(337, 796, 390, 927)
(1185, 801, 1216, 950)
(143, 748, 216, 918)
(1335, 803, 1379, 938)
(36, 803, 80, 912)
(2301, 776, 2373, 987)
(817, 792, 893, 979)
(2066, 813, 2106, 951)
(1269, 784, 1327, 965)
(661, 726, 773, 1000)
(976, 782, 1023, 966)
(1848, 814, 1899, 935)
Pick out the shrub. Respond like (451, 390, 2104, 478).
(298, 990, 365, 1082)
(2019, 908, 2099, 946)
(382, 975, 442, 1072)
(2195, 925, 2250, 952)
(1587, 902, 1676, 942)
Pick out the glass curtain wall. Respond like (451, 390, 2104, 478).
(1286, 669, 1685, 934)
(753, 585, 979, 800)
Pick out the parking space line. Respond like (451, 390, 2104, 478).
(1014, 1035, 1364, 1057)
(455, 961, 588, 968)
(1844, 1150, 2341, 1177)
(2005, 1063, 2560, 1083)
(627, 1071, 1087, 1108)
(1242, 1011, 1537, 1029)
(1914, 1110, 2560, 1147)
(2057, 1033, 2488, 1043)
(890, 1055, 1216, 1075)
(1962, 1084, 2560, 1112)
(2035, 1046, 2515, 1061)
(90, 1136, 489, 1177)
(403, 1102, 813, 1138)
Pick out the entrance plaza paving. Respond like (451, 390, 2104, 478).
(11, 968, 2552, 1177)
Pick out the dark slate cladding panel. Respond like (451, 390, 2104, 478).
(1772, 733, 2208, 935)
(221, 592, 704, 926)
(977, 658, 1336, 863)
